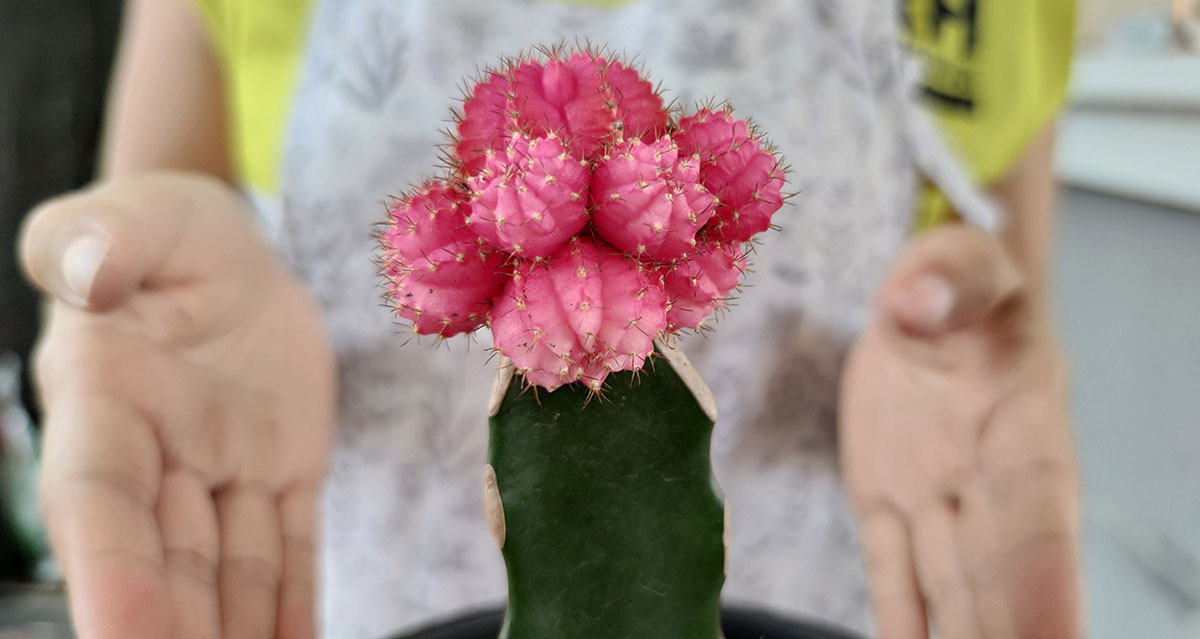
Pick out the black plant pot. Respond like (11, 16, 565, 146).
(391, 606, 867, 639)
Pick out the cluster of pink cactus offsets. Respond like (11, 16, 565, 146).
(378, 46, 787, 392)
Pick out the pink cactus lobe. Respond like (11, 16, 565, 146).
(662, 241, 747, 332)
(676, 108, 787, 243)
(454, 51, 670, 177)
(592, 137, 716, 260)
(593, 56, 670, 141)
(456, 72, 513, 177)
(380, 181, 507, 336)
(467, 132, 591, 257)
(490, 237, 667, 391)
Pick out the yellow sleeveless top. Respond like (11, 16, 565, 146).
(902, 0, 1075, 227)
(193, 0, 1073, 228)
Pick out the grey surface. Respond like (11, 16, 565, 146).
(1054, 188, 1200, 639)
(0, 584, 71, 638)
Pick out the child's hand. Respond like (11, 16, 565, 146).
(839, 225, 1082, 639)
(20, 173, 335, 639)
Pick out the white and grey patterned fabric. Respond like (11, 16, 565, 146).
(278, 1, 992, 637)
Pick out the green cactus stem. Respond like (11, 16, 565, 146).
(483, 340, 727, 639)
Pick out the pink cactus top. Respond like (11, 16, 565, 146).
(267, 0, 1020, 637)
(376, 50, 788, 389)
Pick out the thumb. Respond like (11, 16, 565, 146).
(878, 224, 1022, 337)
(19, 172, 245, 311)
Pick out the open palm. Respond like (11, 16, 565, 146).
(839, 227, 1082, 639)
(22, 174, 335, 639)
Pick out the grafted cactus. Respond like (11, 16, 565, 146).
(375, 44, 789, 639)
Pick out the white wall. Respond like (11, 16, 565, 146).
(1078, 0, 1174, 48)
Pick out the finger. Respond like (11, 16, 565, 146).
(957, 475, 1080, 639)
(910, 503, 982, 639)
(18, 173, 248, 310)
(980, 467, 1082, 638)
(1002, 532, 1082, 639)
(878, 225, 1022, 337)
(276, 484, 320, 639)
(217, 484, 283, 639)
(39, 392, 170, 639)
(955, 479, 1020, 639)
(859, 505, 927, 639)
(978, 391, 1083, 638)
(158, 469, 221, 639)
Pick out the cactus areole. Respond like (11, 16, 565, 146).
(376, 45, 788, 639)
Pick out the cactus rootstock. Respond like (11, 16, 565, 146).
(378, 44, 788, 390)
(487, 343, 725, 639)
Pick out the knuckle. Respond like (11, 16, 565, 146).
(165, 546, 219, 588)
(36, 475, 62, 526)
(19, 196, 68, 251)
(30, 337, 61, 397)
(922, 570, 966, 605)
(990, 456, 1079, 503)
(143, 294, 212, 346)
(1047, 348, 1071, 397)
(222, 555, 283, 592)
(933, 459, 971, 497)
(31, 330, 98, 392)
(845, 477, 886, 509)
(43, 468, 157, 513)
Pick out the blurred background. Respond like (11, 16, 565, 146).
(1056, 2, 1200, 638)
(1, 0, 1197, 637)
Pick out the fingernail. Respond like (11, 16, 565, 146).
(906, 274, 954, 327)
(60, 233, 109, 307)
